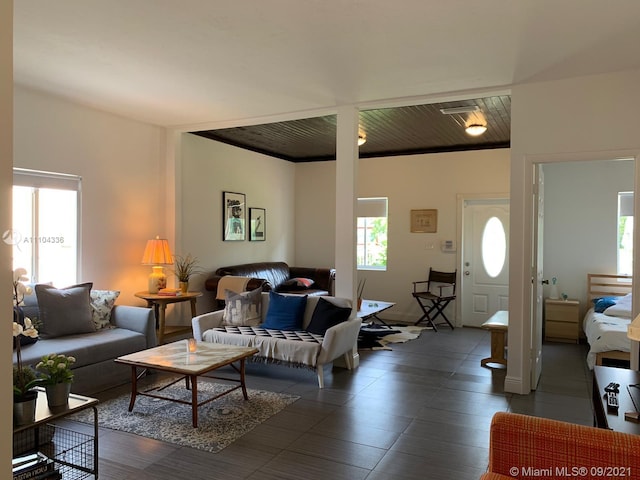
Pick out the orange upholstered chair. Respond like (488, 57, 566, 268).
(482, 412, 640, 480)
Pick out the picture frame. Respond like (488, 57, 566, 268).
(223, 191, 246, 241)
(249, 208, 266, 241)
(410, 209, 437, 233)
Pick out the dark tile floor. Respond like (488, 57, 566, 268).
(68, 326, 593, 479)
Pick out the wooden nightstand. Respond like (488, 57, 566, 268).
(544, 298, 580, 343)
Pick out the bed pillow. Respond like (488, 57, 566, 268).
(36, 282, 94, 338)
(262, 291, 307, 331)
(603, 293, 632, 318)
(593, 296, 619, 313)
(90, 289, 120, 329)
(223, 287, 263, 326)
(306, 297, 352, 335)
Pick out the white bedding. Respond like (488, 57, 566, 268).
(583, 307, 631, 369)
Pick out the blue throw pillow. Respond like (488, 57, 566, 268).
(262, 291, 308, 331)
(593, 296, 619, 313)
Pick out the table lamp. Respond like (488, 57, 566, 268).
(141, 236, 173, 293)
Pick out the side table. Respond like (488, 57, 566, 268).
(592, 365, 640, 434)
(135, 291, 202, 344)
(13, 388, 99, 479)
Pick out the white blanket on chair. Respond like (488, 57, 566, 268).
(216, 276, 251, 299)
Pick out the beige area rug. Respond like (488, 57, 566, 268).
(69, 378, 299, 453)
(360, 325, 430, 350)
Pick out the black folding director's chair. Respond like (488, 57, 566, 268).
(411, 268, 457, 331)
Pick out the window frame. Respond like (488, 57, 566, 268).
(356, 197, 388, 271)
(11, 168, 82, 285)
(617, 191, 633, 276)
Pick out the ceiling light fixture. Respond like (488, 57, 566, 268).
(358, 133, 367, 146)
(465, 124, 487, 136)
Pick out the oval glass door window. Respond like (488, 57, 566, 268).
(482, 216, 506, 278)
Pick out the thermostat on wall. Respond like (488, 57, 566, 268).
(441, 240, 456, 253)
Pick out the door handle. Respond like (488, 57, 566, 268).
(464, 271, 470, 276)
(542, 279, 549, 285)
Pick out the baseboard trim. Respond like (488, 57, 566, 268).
(504, 375, 528, 394)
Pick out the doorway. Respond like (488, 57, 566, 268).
(458, 195, 510, 327)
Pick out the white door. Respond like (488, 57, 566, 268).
(531, 166, 545, 389)
(462, 199, 510, 327)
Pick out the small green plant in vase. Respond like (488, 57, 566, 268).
(36, 353, 76, 407)
(172, 253, 202, 293)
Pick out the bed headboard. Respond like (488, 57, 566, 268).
(587, 273, 633, 303)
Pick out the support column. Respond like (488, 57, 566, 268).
(335, 106, 360, 368)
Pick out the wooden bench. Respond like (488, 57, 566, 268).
(481, 310, 508, 368)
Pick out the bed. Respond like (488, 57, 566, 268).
(583, 273, 633, 369)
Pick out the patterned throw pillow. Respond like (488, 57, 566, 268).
(223, 287, 263, 326)
(90, 290, 120, 329)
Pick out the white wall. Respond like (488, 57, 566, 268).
(13, 87, 165, 306)
(543, 159, 634, 314)
(179, 133, 297, 314)
(296, 148, 511, 322)
(509, 68, 640, 393)
(2, 0, 13, 470)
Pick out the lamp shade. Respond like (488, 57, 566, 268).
(141, 236, 173, 265)
(628, 313, 640, 341)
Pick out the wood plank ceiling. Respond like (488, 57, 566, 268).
(192, 95, 510, 162)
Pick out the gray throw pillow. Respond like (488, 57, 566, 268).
(35, 283, 95, 338)
(223, 287, 263, 326)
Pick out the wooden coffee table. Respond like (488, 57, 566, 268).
(115, 340, 258, 427)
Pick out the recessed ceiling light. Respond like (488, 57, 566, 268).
(465, 124, 487, 136)
(358, 134, 366, 146)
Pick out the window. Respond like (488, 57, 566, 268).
(357, 197, 388, 270)
(481, 216, 507, 278)
(618, 192, 633, 276)
(9, 168, 81, 287)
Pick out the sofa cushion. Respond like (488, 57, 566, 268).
(36, 283, 95, 338)
(278, 277, 314, 290)
(262, 291, 308, 331)
(306, 297, 352, 335)
(204, 325, 323, 367)
(223, 287, 262, 326)
(90, 289, 120, 329)
(216, 262, 291, 291)
(14, 327, 147, 369)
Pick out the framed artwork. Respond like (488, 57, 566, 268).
(249, 208, 266, 241)
(223, 191, 246, 241)
(410, 209, 437, 233)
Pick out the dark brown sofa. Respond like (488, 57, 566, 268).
(204, 261, 335, 302)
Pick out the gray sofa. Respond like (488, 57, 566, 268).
(13, 305, 156, 394)
(192, 293, 361, 388)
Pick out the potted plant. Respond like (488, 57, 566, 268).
(13, 320, 42, 424)
(172, 253, 202, 293)
(36, 353, 76, 407)
(13, 268, 42, 425)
